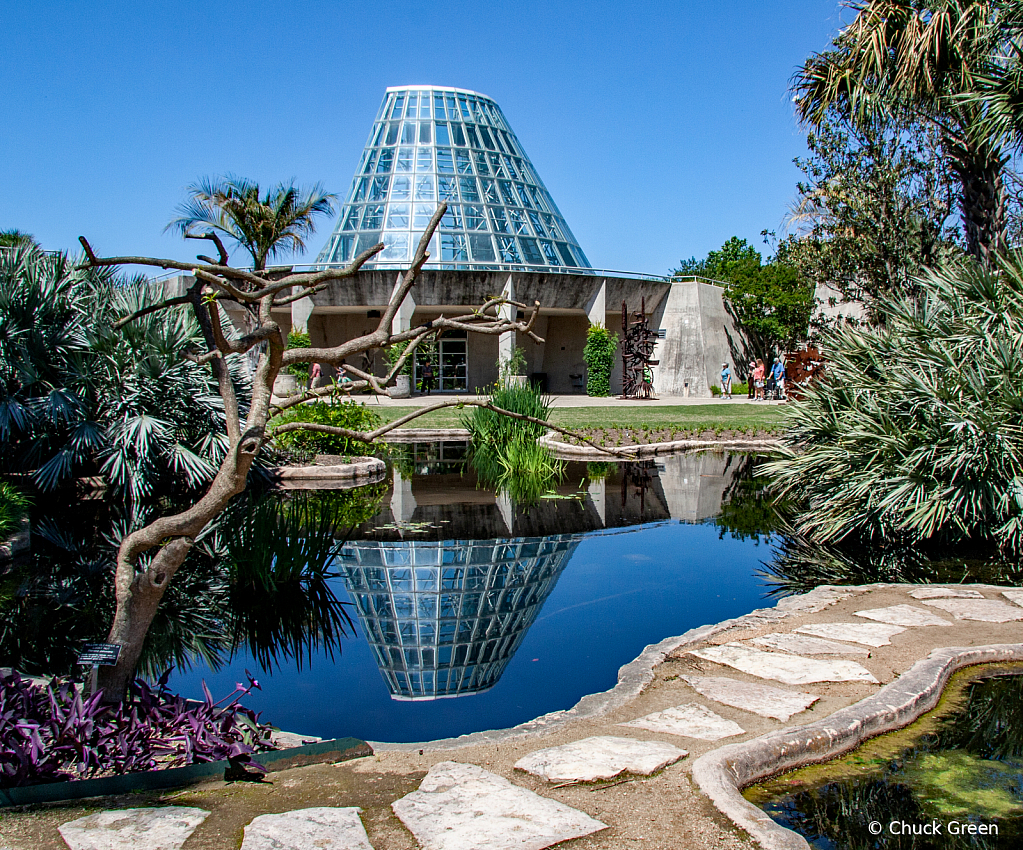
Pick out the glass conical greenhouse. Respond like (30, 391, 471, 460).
(316, 86, 592, 272)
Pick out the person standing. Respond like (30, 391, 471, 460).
(770, 357, 786, 400)
(753, 358, 766, 401)
(307, 361, 322, 392)
(720, 362, 732, 399)
(421, 360, 435, 396)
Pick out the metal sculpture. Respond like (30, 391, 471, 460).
(620, 298, 659, 399)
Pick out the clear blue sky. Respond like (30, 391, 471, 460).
(1, 0, 848, 275)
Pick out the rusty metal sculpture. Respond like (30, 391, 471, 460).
(619, 298, 659, 399)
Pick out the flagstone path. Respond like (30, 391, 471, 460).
(6, 582, 1022, 850)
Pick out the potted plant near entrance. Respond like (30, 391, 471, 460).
(386, 341, 413, 398)
(273, 331, 310, 396)
(499, 346, 528, 389)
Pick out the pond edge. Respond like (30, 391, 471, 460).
(690, 642, 1023, 850)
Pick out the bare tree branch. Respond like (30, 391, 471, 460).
(184, 231, 230, 266)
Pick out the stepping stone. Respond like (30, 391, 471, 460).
(392, 761, 606, 850)
(748, 632, 870, 657)
(240, 807, 372, 850)
(680, 675, 819, 721)
(618, 703, 745, 741)
(514, 736, 686, 783)
(59, 807, 209, 850)
(688, 643, 878, 685)
(795, 622, 905, 647)
(854, 604, 951, 627)
(908, 587, 984, 600)
(921, 598, 1023, 623)
(1003, 589, 1023, 608)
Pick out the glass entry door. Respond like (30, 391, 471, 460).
(438, 336, 467, 392)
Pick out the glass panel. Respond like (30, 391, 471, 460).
(413, 204, 434, 228)
(386, 203, 410, 228)
(502, 131, 518, 155)
(473, 151, 490, 175)
(376, 148, 393, 173)
(528, 185, 546, 211)
(416, 147, 433, 171)
(446, 95, 457, 115)
(464, 205, 487, 230)
(441, 205, 463, 228)
(503, 155, 519, 179)
(369, 177, 390, 201)
(414, 176, 435, 200)
(517, 183, 534, 209)
(438, 177, 458, 201)
(458, 177, 480, 202)
(436, 148, 454, 173)
(451, 123, 466, 146)
(469, 233, 496, 262)
(381, 232, 409, 260)
(458, 96, 471, 120)
(357, 231, 381, 254)
(498, 236, 520, 263)
(492, 131, 508, 153)
(441, 233, 468, 261)
(390, 94, 405, 119)
(337, 235, 356, 262)
(419, 122, 432, 144)
(369, 123, 384, 147)
(385, 122, 399, 145)
(542, 214, 560, 238)
(362, 150, 378, 174)
(499, 181, 518, 206)
(480, 178, 498, 204)
(556, 242, 577, 266)
(528, 210, 545, 235)
(401, 122, 416, 144)
(342, 206, 362, 231)
(362, 204, 384, 229)
(508, 208, 529, 234)
(489, 207, 509, 233)
(520, 237, 543, 264)
(434, 94, 446, 117)
(540, 240, 560, 265)
(455, 149, 472, 173)
(479, 126, 495, 150)
(390, 175, 410, 200)
(468, 126, 484, 148)
(395, 147, 413, 172)
(406, 92, 418, 118)
(350, 177, 368, 203)
(435, 123, 450, 145)
(489, 153, 506, 178)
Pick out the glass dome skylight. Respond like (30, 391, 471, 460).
(317, 86, 592, 272)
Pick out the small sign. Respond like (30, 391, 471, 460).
(77, 643, 121, 666)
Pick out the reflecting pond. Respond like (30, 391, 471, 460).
(745, 666, 1023, 849)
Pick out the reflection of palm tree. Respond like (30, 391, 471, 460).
(793, 1, 1011, 262)
(167, 176, 337, 270)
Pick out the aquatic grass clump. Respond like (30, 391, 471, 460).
(764, 252, 1023, 558)
(463, 384, 564, 502)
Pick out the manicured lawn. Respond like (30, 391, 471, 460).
(374, 402, 786, 435)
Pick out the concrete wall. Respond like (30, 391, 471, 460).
(540, 315, 590, 394)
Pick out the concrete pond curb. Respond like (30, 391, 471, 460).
(690, 643, 1023, 850)
(267, 456, 386, 488)
(538, 432, 782, 459)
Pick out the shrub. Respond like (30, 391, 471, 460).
(270, 399, 382, 458)
(710, 385, 721, 396)
(583, 325, 618, 397)
(0, 483, 29, 539)
(0, 669, 273, 788)
(733, 382, 749, 396)
(284, 331, 311, 381)
(763, 253, 1023, 556)
(385, 340, 413, 376)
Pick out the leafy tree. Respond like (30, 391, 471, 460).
(0, 230, 39, 249)
(166, 175, 338, 270)
(793, 0, 1016, 264)
(784, 117, 961, 319)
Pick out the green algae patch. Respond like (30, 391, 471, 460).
(901, 751, 1023, 820)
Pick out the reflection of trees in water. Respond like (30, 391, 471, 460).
(752, 675, 1023, 849)
(715, 454, 784, 545)
(0, 485, 386, 678)
(337, 535, 580, 700)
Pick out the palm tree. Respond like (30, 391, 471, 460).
(793, 0, 1014, 264)
(167, 176, 338, 270)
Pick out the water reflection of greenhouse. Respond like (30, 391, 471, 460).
(337, 536, 580, 700)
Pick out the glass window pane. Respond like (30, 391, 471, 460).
(520, 237, 543, 264)
(499, 180, 518, 206)
(438, 177, 458, 200)
(381, 232, 409, 260)
(480, 178, 498, 204)
(489, 207, 509, 233)
(386, 203, 410, 228)
(370, 123, 384, 147)
(414, 176, 435, 200)
(401, 122, 416, 144)
(556, 242, 576, 266)
(464, 205, 487, 230)
(362, 204, 384, 229)
(385, 122, 399, 145)
(458, 177, 480, 202)
(458, 96, 471, 120)
(436, 148, 454, 173)
(517, 183, 534, 209)
(508, 208, 529, 233)
(489, 153, 506, 178)
(434, 94, 446, 118)
(528, 210, 545, 235)
(479, 127, 495, 150)
(390, 94, 405, 119)
(451, 123, 466, 146)
(362, 150, 378, 174)
(357, 231, 381, 254)
(503, 156, 519, 179)
(395, 147, 413, 172)
(390, 175, 410, 200)
(435, 123, 450, 145)
(455, 149, 472, 174)
(498, 236, 520, 263)
(342, 206, 362, 231)
(338, 235, 355, 262)
(413, 204, 434, 227)
(441, 233, 468, 261)
(370, 177, 390, 201)
(406, 92, 418, 118)
(540, 240, 560, 265)
(469, 234, 495, 262)
(441, 204, 463, 228)
(419, 122, 432, 144)
(350, 177, 368, 203)
(416, 147, 433, 171)
(474, 151, 489, 174)
(376, 148, 393, 173)
(468, 126, 484, 148)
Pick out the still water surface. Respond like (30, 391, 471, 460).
(171, 449, 776, 742)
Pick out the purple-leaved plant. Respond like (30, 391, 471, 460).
(0, 668, 275, 788)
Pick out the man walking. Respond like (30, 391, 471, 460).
(770, 357, 786, 400)
(720, 362, 732, 399)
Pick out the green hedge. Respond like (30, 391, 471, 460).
(583, 325, 618, 397)
(270, 400, 382, 458)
